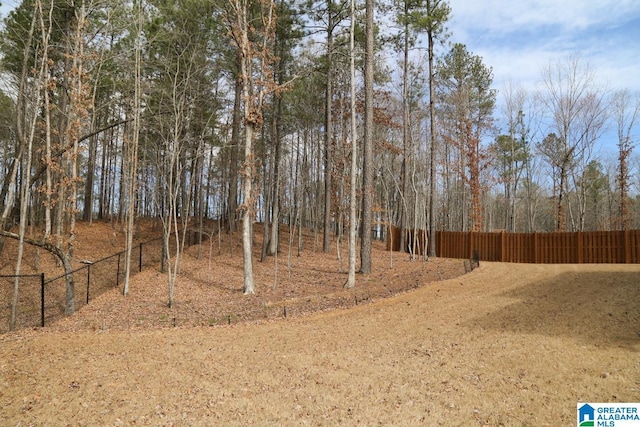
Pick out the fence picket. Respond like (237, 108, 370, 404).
(387, 226, 640, 264)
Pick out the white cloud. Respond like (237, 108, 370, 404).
(444, 0, 640, 95)
(477, 48, 549, 90)
(448, 0, 640, 34)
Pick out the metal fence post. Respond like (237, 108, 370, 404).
(86, 264, 91, 304)
(40, 273, 45, 327)
(139, 242, 143, 272)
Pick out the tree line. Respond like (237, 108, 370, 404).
(0, 0, 638, 324)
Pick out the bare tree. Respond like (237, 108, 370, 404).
(9, 0, 49, 330)
(227, 0, 278, 294)
(538, 55, 608, 231)
(0, 0, 115, 315)
(493, 82, 535, 232)
(322, 0, 337, 252)
(612, 89, 639, 230)
(123, 0, 143, 296)
(359, 0, 374, 274)
(143, 0, 218, 306)
(344, 0, 357, 289)
(227, 53, 242, 234)
(423, 0, 450, 255)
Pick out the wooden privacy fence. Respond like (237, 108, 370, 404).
(435, 230, 640, 264)
(386, 226, 428, 255)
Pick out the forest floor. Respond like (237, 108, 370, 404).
(1, 220, 639, 425)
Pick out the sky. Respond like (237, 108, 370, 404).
(0, 1, 16, 20)
(446, 0, 640, 93)
(444, 0, 640, 157)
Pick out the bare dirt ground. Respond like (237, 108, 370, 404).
(1, 221, 639, 426)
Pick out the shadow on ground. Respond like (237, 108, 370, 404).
(465, 270, 640, 350)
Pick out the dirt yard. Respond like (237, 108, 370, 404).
(1, 221, 639, 426)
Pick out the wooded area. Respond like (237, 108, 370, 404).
(0, 0, 639, 328)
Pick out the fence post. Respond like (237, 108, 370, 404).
(86, 264, 91, 304)
(40, 273, 45, 327)
(139, 242, 143, 272)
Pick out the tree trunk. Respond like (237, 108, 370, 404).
(360, 0, 374, 274)
(123, 0, 143, 296)
(228, 55, 242, 233)
(241, 123, 255, 294)
(322, 0, 334, 253)
(399, 0, 409, 254)
(468, 122, 482, 232)
(260, 143, 272, 262)
(83, 129, 97, 221)
(557, 164, 567, 231)
(344, 0, 357, 289)
(427, 23, 437, 257)
(10, 27, 39, 328)
(267, 102, 282, 256)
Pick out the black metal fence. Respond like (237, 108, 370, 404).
(0, 273, 45, 333)
(1, 236, 165, 334)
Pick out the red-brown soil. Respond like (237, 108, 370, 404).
(1, 220, 639, 425)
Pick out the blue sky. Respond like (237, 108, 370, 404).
(0, 1, 15, 20)
(446, 0, 640, 93)
(445, 0, 640, 157)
